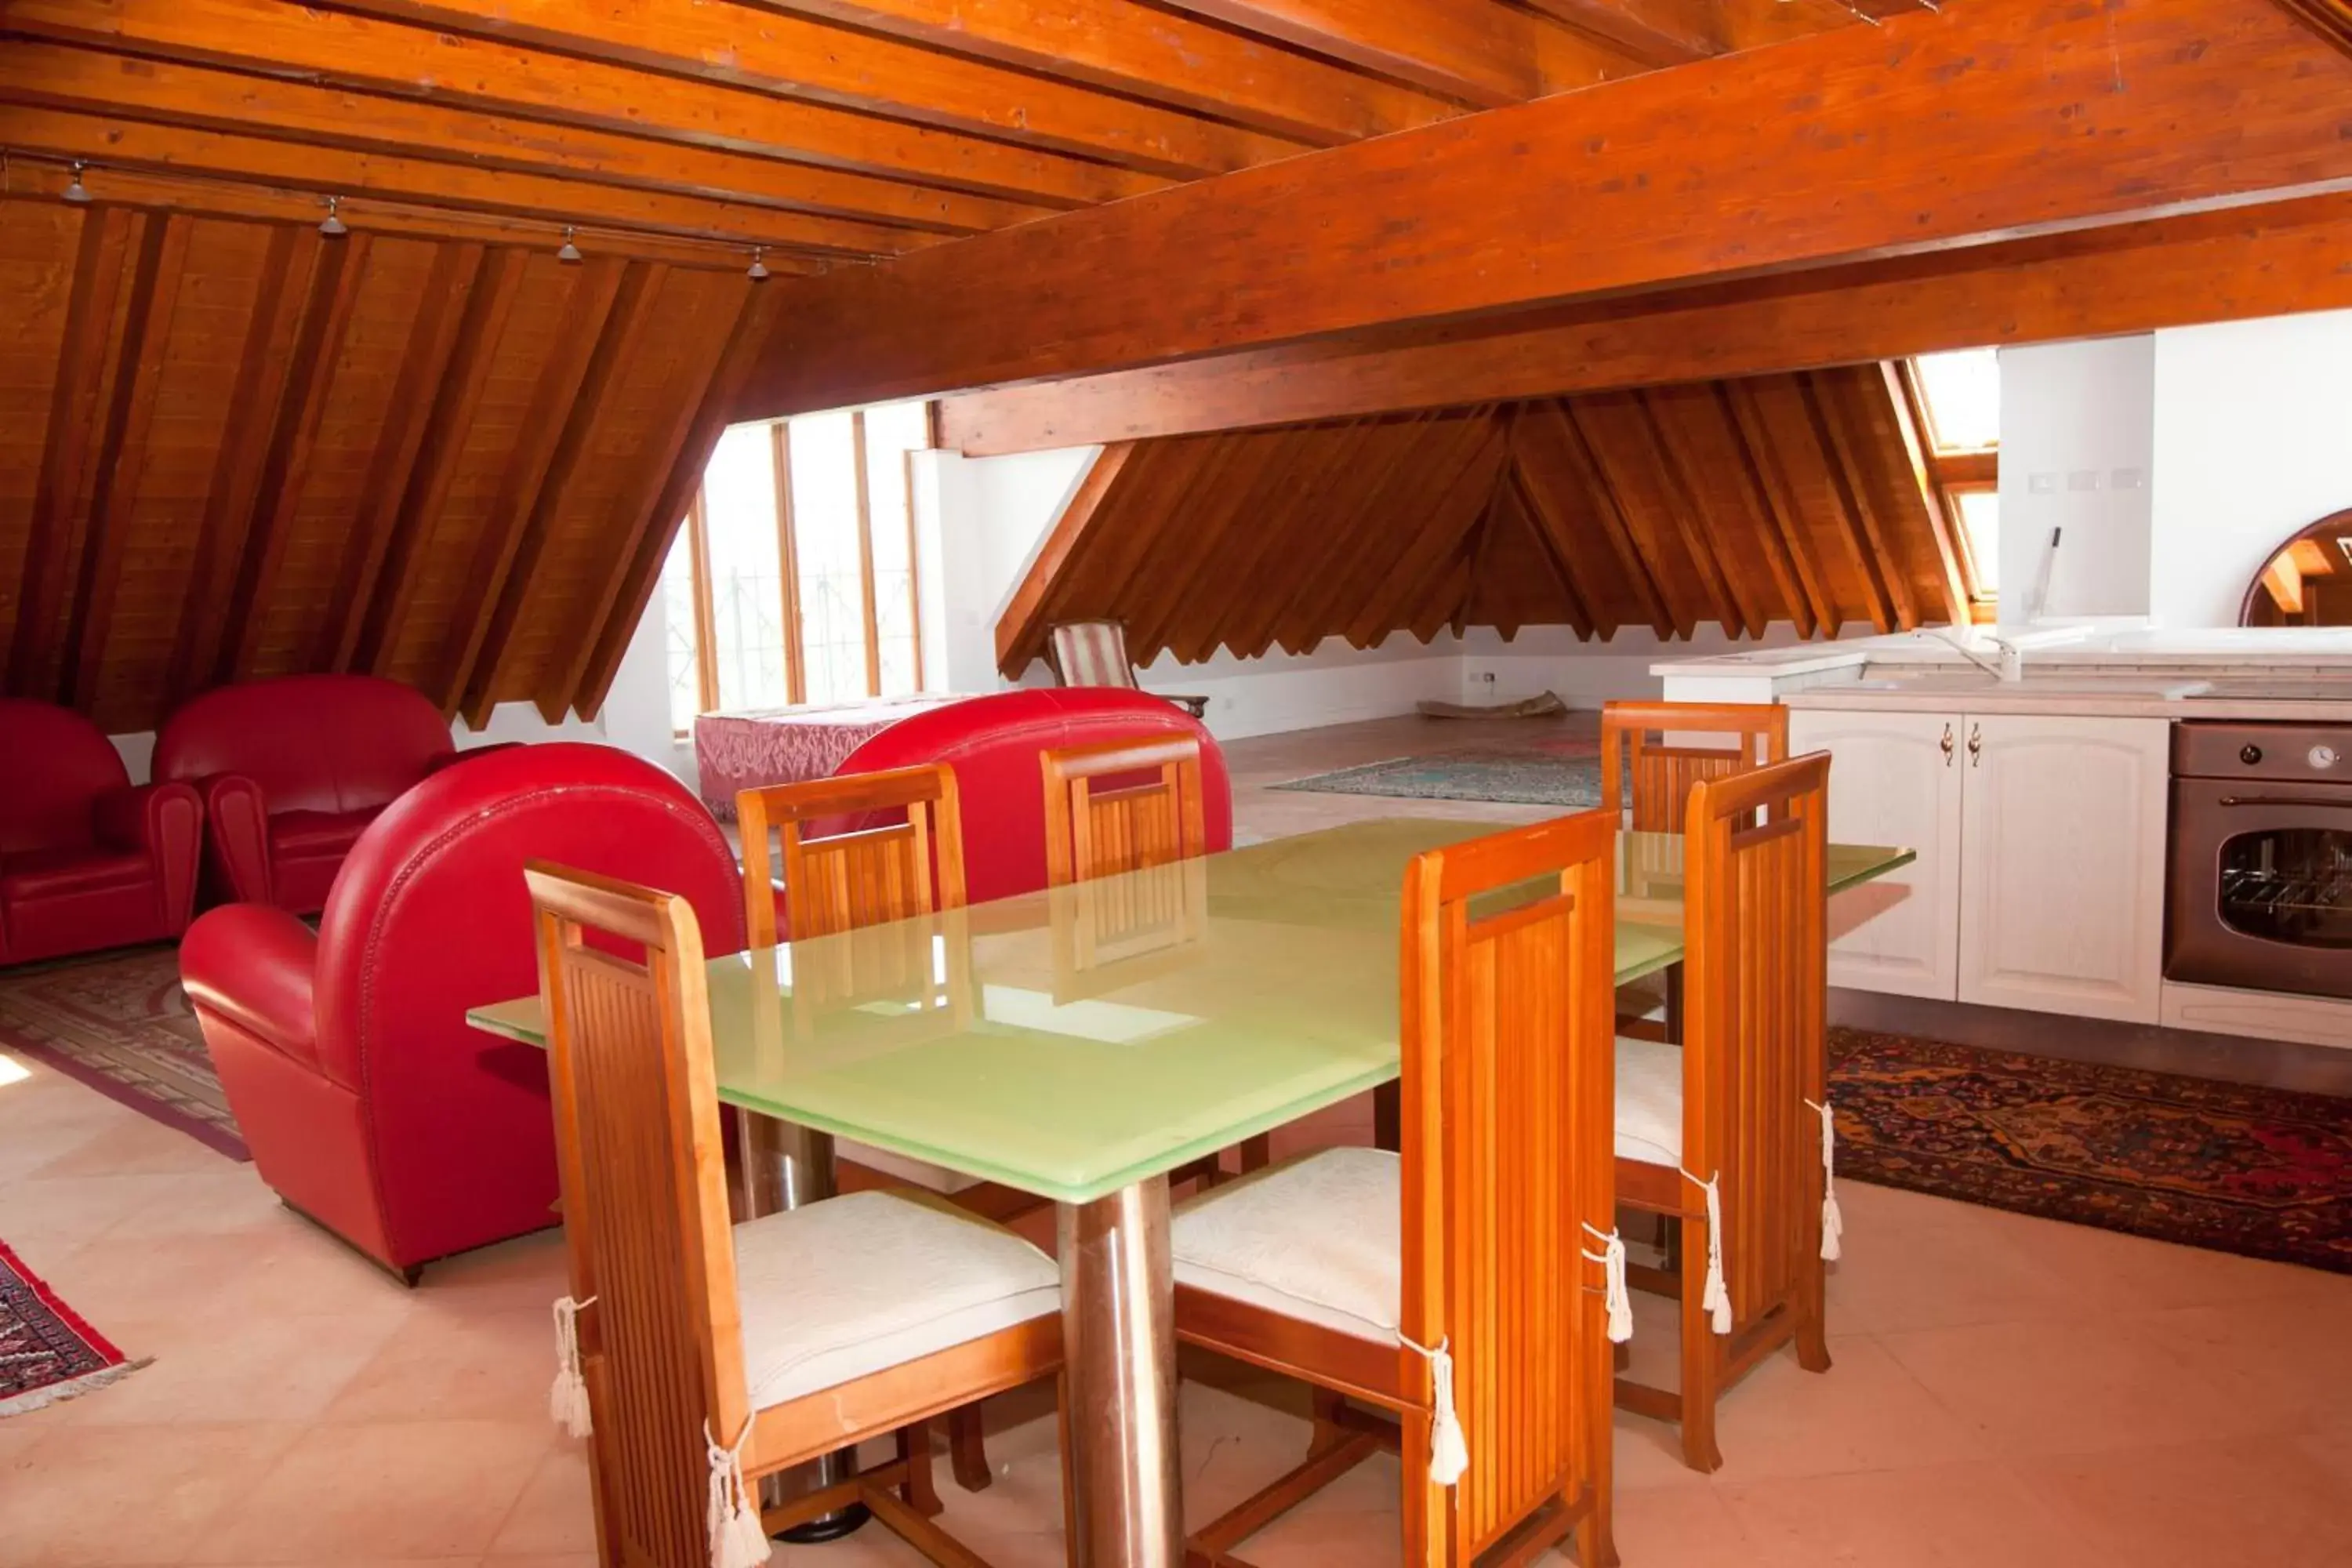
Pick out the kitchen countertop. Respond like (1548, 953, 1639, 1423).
(1652, 627, 2352, 722)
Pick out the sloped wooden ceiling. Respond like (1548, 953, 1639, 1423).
(0, 0, 1908, 730)
(994, 366, 1966, 676)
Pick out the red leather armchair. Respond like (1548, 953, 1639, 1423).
(0, 699, 201, 966)
(829, 688, 1232, 905)
(179, 743, 744, 1278)
(154, 674, 477, 915)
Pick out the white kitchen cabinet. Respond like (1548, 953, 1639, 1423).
(1787, 709, 1963, 1000)
(1955, 713, 2171, 1023)
(1787, 706, 2170, 1025)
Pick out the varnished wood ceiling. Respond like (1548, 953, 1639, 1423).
(995, 366, 1968, 677)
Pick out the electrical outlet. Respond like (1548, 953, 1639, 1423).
(1476, 670, 1497, 684)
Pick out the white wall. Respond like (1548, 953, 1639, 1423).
(2150, 309, 2352, 628)
(1995, 336, 2156, 626)
(1461, 623, 1872, 707)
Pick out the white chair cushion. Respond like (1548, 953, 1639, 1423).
(734, 1189, 1060, 1410)
(1171, 1147, 1399, 1345)
(1616, 1035, 1684, 1168)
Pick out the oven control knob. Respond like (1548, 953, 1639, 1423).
(2239, 743, 2263, 765)
(2313, 744, 2340, 771)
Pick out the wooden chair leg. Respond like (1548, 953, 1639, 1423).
(1679, 1206, 1723, 1474)
(1056, 1374, 1080, 1568)
(1796, 1254, 1832, 1375)
(1236, 1134, 1272, 1174)
(1306, 1388, 1350, 1460)
(948, 1403, 993, 1492)
(896, 1418, 943, 1518)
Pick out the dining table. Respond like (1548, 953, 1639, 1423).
(468, 815, 1915, 1568)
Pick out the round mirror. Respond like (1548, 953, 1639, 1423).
(2239, 509, 2352, 627)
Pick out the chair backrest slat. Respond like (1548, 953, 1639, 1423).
(737, 763, 966, 946)
(528, 862, 746, 1568)
(1599, 700, 1790, 833)
(1680, 753, 1831, 1339)
(1040, 735, 1206, 888)
(1398, 810, 1617, 1563)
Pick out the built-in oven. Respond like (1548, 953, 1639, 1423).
(2166, 721, 2352, 1000)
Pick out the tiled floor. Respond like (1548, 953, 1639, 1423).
(4, 713, 2348, 1567)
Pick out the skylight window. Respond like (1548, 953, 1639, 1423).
(1912, 348, 2001, 453)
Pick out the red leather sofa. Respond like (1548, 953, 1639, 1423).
(154, 674, 474, 915)
(179, 743, 745, 1279)
(828, 688, 1232, 905)
(0, 699, 202, 966)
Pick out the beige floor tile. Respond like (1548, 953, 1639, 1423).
(325, 1304, 556, 1425)
(2016, 1433, 2352, 1568)
(1599, 1484, 1756, 1566)
(1719, 1458, 2117, 1568)
(484, 1445, 597, 1558)
(0, 1421, 302, 1566)
(1876, 1312, 2281, 1459)
(187, 1418, 554, 1564)
(1702, 1334, 1991, 1480)
(31, 1117, 236, 1179)
(43, 1308, 405, 1428)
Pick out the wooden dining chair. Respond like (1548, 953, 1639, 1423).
(1598, 700, 1790, 833)
(737, 762, 965, 946)
(1039, 732, 1252, 1182)
(1169, 810, 1627, 1568)
(526, 861, 1069, 1568)
(1611, 752, 1837, 1474)
(1039, 732, 1207, 887)
(735, 764, 1034, 1492)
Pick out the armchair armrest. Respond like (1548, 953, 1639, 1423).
(191, 772, 273, 905)
(180, 905, 325, 1077)
(93, 781, 204, 935)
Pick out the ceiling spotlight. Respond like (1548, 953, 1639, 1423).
(62, 161, 91, 205)
(746, 247, 770, 281)
(318, 195, 348, 238)
(556, 225, 583, 263)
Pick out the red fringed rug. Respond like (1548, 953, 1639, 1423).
(0, 946, 245, 1160)
(1, 1237, 147, 1417)
(1829, 1028, 2352, 1275)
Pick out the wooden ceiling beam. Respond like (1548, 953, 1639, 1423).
(1347, 422, 1508, 646)
(1173, 423, 1371, 662)
(1301, 410, 1488, 652)
(1806, 370, 1917, 630)
(0, 40, 1044, 235)
(1512, 403, 1671, 640)
(1126, 436, 1292, 662)
(575, 280, 788, 719)
(1635, 389, 1762, 638)
(1504, 468, 1599, 640)
(0, 103, 913, 258)
(1238, 414, 1432, 659)
(1708, 381, 1822, 638)
(548, 275, 756, 721)
(1878, 362, 1973, 626)
(748, 0, 2352, 415)
(325, 242, 487, 674)
(1518, 0, 1718, 64)
(348, 248, 528, 679)
(226, 232, 375, 682)
(459, 260, 661, 727)
(1153, 0, 1634, 107)
(6, 205, 143, 699)
(313, 0, 1305, 180)
(0, 163, 812, 272)
(4, 0, 1155, 208)
(935, 187, 2352, 453)
(438, 258, 628, 716)
(61, 212, 188, 712)
(993, 444, 1137, 677)
(741, 0, 1457, 144)
(172, 224, 326, 702)
(2276, 0, 2352, 54)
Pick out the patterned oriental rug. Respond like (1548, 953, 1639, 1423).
(0, 946, 246, 1160)
(1274, 738, 1605, 808)
(0, 1237, 147, 1417)
(1831, 1029, 2352, 1275)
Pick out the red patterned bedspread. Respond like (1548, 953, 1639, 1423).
(694, 695, 966, 820)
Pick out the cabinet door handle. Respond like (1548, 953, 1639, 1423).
(1940, 723, 1955, 767)
(1966, 723, 1983, 768)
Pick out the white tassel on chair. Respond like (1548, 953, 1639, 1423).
(1679, 1169, 1733, 1334)
(547, 1295, 595, 1438)
(1580, 1222, 1634, 1345)
(1803, 1097, 1844, 1261)
(1399, 1335, 1468, 1487)
(703, 1420, 770, 1568)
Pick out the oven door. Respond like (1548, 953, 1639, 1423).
(2166, 779, 2352, 1000)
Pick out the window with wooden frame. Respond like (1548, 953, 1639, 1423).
(661, 403, 931, 736)
(1900, 350, 2002, 620)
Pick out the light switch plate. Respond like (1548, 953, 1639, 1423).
(2029, 472, 2058, 494)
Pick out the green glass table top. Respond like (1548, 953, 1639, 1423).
(467, 818, 1913, 1204)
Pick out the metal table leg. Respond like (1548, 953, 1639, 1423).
(730, 1107, 870, 1543)
(1059, 1176, 1182, 1568)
